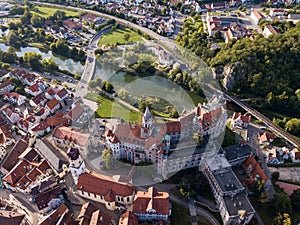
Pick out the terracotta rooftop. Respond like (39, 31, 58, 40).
(53, 126, 90, 147)
(46, 98, 60, 110)
(89, 210, 112, 225)
(31, 122, 49, 131)
(76, 172, 135, 199)
(119, 211, 138, 225)
(39, 204, 70, 225)
(65, 102, 84, 122)
(0, 80, 14, 89)
(0, 210, 25, 225)
(56, 88, 68, 99)
(243, 157, 269, 183)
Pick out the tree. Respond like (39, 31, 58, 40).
(23, 52, 42, 69)
(285, 118, 300, 136)
(291, 189, 300, 210)
(101, 148, 112, 169)
(88, 79, 98, 89)
(42, 58, 59, 70)
(6, 30, 20, 46)
(271, 171, 280, 183)
(104, 82, 114, 93)
(138, 98, 147, 111)
(272, 213, 292, 225)
(74, 74, 81, 80)
(53, 10, 66, 20)
(124, 33, 130, 42)
(31, 15, 44, 28)
(271, 193, 292, 214)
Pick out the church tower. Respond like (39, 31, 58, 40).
(142, 106, 153, 129)
(67, 147, 85, 185)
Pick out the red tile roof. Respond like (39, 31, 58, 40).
(53, 126, 89, 147)
(76, 172, 135, 198)
(90, 210, 112, 225)
(31, 122, 49, 131)
(133, 187, 170, 215)
(119, 211, 138, 225)
(46, 87, 58, 96)
(0, 80, 14, 89)
(65, 102, 84, 122)
(46, 98, 60, 110)
(46, 112, 69, 127)
(243, 157, 269, 183)
(0, 210, 25, 225)
(39, 204, 69, 225)
(31, 93, 47, 105)
(56, 88, 68, 99)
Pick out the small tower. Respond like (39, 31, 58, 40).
(67, 147, 85, 185)
(142, 106, 153, 129)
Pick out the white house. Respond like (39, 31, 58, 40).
(0, 80, 15, 94)
(2, 92, 26, 106)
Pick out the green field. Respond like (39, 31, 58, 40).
(98, 28, 143, 46)
(31, 6, 79, 18)
(85, 93, 142, 123)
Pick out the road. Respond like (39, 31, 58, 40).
(225, 93, 300, 148)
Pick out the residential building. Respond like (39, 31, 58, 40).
(2, 106, 19, 124)
(46, 98, 60, 114)
(25, 82, 43, 96)
(63, 19, 82, 31)
(269, 8, 285, 17)
(52, 126, 90, 150)
(45, 87, 58, 100)
(46, 112, 69, 128)
(39, 204, 73, 225)
(67, 147, 86, 184)
(54, 88, 69, 102)
(250, 10, 264, 24)
(35, 139, 69, 175)
(30, 93, 48, 108)
(230, 112, 251, 129)
(133, 187, 171, 223)
(31, 122, 51, 137)
(204, 154, 255, 225)
(35, 107, 50, 121)
(263, 24, 280, 38)
(210, 1, 230, 9)
(76, 172, 135, 211)
(243, 156, 271, 191)
(0, 80, 15, 94)
(2, 92, 26, 106)
(0, 124, 15, 147)
(64, 100, 85, 123)
(258, 131, 276, 145)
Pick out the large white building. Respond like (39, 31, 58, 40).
(105, 96, 227, 178)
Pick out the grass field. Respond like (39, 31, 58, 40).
(98, 28, 143, 46)
(85, 92, 142, 123)
(31, 6, 79, 18)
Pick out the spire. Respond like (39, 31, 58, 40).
(144, 106, 152, 120)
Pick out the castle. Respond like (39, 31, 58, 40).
(105, 96, 227, 178)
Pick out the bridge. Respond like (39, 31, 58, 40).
(225, 93, 300, 148)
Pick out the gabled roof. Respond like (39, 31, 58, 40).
(39, 204, 70, 225)
(243, 157, 269, 182)
(31, 122, 49, 131)
(46, 112, 69, 127)
(76, 172, 135, 198)
(0, 210, 25, 225)
(65, 102, 84, 122)
(31, 93, 47, 105)
(90, 210, 112, 225)
(1, 137, 29, 171)
(46, 98, 60, 110)
(0, 80, 14, 89)
(119, 211, 138, 225)
(35, 186, 61, 210)
(53, 126, 89, 147)
(133, 187, 170, 215)
(56, 88, 68, 99)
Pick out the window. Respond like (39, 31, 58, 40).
(127, 197, 130, 202)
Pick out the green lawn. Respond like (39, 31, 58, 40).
(30, 6, 79, 18)
(98, 28, 143, 46)
(171, 201, 192, 225)
(85, 92, 141, 123)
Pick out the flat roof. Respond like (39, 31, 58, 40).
(224, 144, 253, 161)
(213, 168, 244, 193)
(223, 192, 255, 216)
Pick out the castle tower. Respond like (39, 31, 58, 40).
(142, 106, 153, 129)
(67, 147, 85, 185)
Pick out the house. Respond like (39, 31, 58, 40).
(2, 106, 19, 124)
(119, 211, 139, 225)
(0, 210, 26, 225)
(39, 204, 73, 225)
(263, 24, 280, 38)
(2, 149, 52, 193)
(243, 156, 271, 191)
(31, 122, 51, 137)
(210, 1, 229, 9)
(158, 50, 173, 66)
(76, 202, 113, 225)
(1, 135, 30, 174)
(0, 124, 15, 147)
(230, 112, 251, 129)
(18, 115, 40, 133)
(0, 80, 15, 94)
(54, 88, 69, 102)
(76, 172, 135, 211)
(30, 93, 48, 108)
(53, 126, 90, 150)
(64, 101, 84, 123)
(46, 98, 60, 114)
(224, 143, 253, 166)
(63, 19, 82, 31)
(35, 107, 50, 121)
(250, 10, 264, 24)
(269, 8, 285, 17)
(19, 72, 36, 86)
(35, 139, 69, 175)
(46, 111, 69, 128)
(133, 187, 171, 223)
(25, 82, 42, 96)
(259, 131, 276, 145)
(45, 87, 59, 99)
(2, 92, 26, 106)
